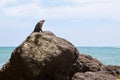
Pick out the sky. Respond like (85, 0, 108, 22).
(0, 0, 120, 47)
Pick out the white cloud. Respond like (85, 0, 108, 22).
(4, 3, 45, 17)
(0, 0, 16, 8)
(72, 0, 105, 3)
(1, 0, 120, 46)
(2, 0, 120, 20)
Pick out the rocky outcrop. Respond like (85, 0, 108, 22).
(0, 31, 79, 80)
(72, 71, 116, 80)
(71, 54, 105, 73)
(105, 65, 120, 77)
(71, 54, 120, 80)
(0, 31, 120, 80)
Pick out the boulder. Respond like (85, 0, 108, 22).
(105, 65, 120, 77)
(0, 31, 79, 80)
(72, 71, 116, 80)
(71, 55, 120, 80)
(70, 54, 105, 75)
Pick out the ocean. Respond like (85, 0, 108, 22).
(0, 47, 120, 68)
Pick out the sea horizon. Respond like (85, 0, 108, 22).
(0, 46, 120, 68)
(1, 46, 120, 48)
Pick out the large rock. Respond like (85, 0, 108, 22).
(0, 31, 79, 80)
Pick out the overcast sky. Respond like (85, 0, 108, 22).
(0, 0, 120, 47)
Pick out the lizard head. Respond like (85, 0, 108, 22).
(39, 20, 45, 24)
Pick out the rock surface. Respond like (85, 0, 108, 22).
(105, 65, 120, 77)
(71, 54, 105, 73)
(0, 31, 79, 80)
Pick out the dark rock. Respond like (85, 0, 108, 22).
(71, 54, 120, 80)
(72, 71, 116, 80)
(105, 65, 120, 77)
(69, 54, 105, 80)
(0, 31, 79, 80)
(70, 54, 105, 74)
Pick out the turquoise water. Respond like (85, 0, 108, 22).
(0, 47, 15, 68)
(77, 47, 120, 66)
(0, 47, 120, 68)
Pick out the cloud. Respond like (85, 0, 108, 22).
(0, 0, 16, 8)
(2, 0, 120, 20)
(3, 3, 45, 17)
